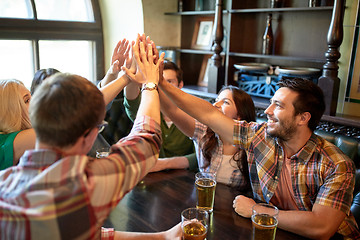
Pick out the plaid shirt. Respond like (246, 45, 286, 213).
(0, 116, 161, 240)
(234, 120, 360, 239)
(101, 228, 114, 240)
(192, 120, 247, 189)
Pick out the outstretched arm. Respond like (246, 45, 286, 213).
(123, 50, 141, 102)
(159, 79, 235, 143)
(112, 223, 182, 240)
(159, 89, 195, 138)
(100, 73, 130, 106)
(123, 34, 157, 102)
(124, 81, 141, 101)
(99, 39, 134, 106)
(122, 35, 165, 124)
(149, 155, 191, 172)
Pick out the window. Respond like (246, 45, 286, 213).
(0, 40, 34, 84)
(35, 0, 94, 22)
(39, 40, 94, 81)
(0, 0, 103, 89)
(0, 0, 33, 19)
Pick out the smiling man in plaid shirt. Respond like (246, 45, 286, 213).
(0, 36, 182, 240)
(160, 77, 360, 239)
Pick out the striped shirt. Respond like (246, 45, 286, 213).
(192, 120, 247, 189)
(0, 116, 161, 240)
(234, 120, 360, 239)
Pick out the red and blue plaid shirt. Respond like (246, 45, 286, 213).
(234, 120, 360, 239)
(0, 116, 161, 240)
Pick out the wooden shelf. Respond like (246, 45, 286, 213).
(177, 48, 213, 55)
(228, 52, 326, 63)
(182, 85, 218, 99)
(177, 48, 226, 56)
(170, 0, 342, 115)
(229, 6, 333, 13)
(166, 7, 333, 16)
(165, 11, 216, 16)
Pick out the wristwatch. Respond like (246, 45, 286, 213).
(141, 82, 158, 92)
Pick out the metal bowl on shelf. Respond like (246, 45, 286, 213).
(234, 63, 270, 73)
(278, 67, 321, 76)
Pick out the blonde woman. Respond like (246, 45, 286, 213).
(0, 79, 35, 169)
(0, 38, 133, 170)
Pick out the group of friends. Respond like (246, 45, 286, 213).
(0, 34, 359, 239)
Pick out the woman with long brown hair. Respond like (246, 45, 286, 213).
(154, 85, 256, 190)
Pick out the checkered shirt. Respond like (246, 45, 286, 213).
(233, 120, 360, 239)
(0, 116, 161, 240)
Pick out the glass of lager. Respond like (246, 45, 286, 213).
(195, 172, 216, 213)
(96, 147, 110, 158)
(251, 203, 278, 240)
(181, 207, 208, 240)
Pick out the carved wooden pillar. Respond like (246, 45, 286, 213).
(318, 0, 345, 116)
(207, 0, 224, 93)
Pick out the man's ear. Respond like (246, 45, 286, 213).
(82, 128, 98, 154)
(298, 112, 311, 126)
(178, 80, 184, 89)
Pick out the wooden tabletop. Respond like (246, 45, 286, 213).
(105, 169, 308, 240)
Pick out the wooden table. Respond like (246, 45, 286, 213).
(105, 169, 308, 240)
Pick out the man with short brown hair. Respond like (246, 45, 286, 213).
(0, 36, 181, 240)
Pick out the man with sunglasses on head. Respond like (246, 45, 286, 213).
(0, 36, 182, 239)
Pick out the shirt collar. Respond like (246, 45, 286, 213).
(290, 133, 319, 164)
(19, 149, 64, 168)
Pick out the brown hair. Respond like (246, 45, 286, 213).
(163, 60, 183, 84)
(31, 68, 60, 95)
(277, 77, 325, 131)
(29, 73, 105, 147)
(200, 86, 256, 189)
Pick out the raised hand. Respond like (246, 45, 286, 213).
(138, 34, 159, 64)
(112, 39, 130, 66)
(123, 34, 165, 85)
(108, 38, 130, 76)
(125, 41, 134, 69)
(137, 39, 164, 84)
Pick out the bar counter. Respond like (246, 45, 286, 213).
(105, 169, 309, 240)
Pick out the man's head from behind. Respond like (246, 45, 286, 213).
(277, 77, 325, 131)
(30, 73, 105, 149)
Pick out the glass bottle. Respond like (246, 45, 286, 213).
(262, 14, 273, 55)
(309, 0, 319, 7)
(270, 0, 282, 8)
(178, 0, 183, 12)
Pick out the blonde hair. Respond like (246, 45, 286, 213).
(0, 79, 32, 134)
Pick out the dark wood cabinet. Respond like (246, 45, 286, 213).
(166, 0, 343, 115)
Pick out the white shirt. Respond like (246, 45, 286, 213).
(216, 155, 238, 185)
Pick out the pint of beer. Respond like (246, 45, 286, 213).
(251, 203, 278, 240)
(181, 208, 208, 240)
(195, 172, 216, 213)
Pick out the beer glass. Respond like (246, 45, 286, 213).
(96, 147, 110, 158)
(251, 203, 278, 240)
(195, 172, 216, 213)
(181, 207, 208, 240)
